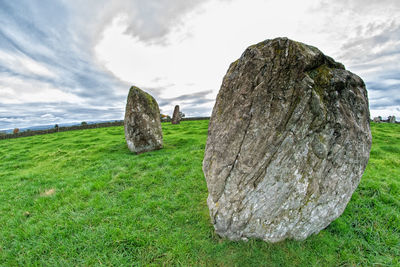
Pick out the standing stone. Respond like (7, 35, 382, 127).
(388, 116, 396, 123)
(373, 117, 381, 123)
(124, 86, 163, 154)
(203, 38, 372, 242)
(171, 105, 181, 124)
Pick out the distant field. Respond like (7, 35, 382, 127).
(0, 120, 398, 266)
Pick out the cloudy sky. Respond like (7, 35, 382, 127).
(0, 0, 399, 130)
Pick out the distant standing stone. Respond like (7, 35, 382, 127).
(373, 117, 381, 123)
(172, 105, 181, 124)
(203, 38, 372, 242)
(388, 116, 396, 123)
(124, 86, 163, 154)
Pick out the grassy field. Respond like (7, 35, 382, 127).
(0, 120, 399, 266)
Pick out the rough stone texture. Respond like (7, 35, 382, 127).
(124, 86, 163, 154)
(388, 116, 396, 123)
(203, 38, 372, 242)
(172, 105, 181, 124)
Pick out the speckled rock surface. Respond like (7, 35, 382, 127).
(203, 38, 372, 242)
(124, 86, 163, 154)
(172, 105, 181, 124)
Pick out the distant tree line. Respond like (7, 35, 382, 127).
(0, 121, 124, 140)
(0, 117, 210, 140)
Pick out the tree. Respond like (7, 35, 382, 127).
(81, 121, 88, 126)
(13, 128, 19, 134)
(160, 114, 171, 122)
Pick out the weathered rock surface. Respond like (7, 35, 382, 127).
(172, 105, 181, 124)
(124, 86, 163, 154)
(388, 115, 396, 123)
(203, 38, 372, 242)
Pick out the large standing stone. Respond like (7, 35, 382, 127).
(124, 86, 163, 154)
(388, 116, 396, 123)
(171, 105, 181, 124)
(203, 38, 372, 242)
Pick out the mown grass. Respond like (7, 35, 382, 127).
(0, 120, 398, 266)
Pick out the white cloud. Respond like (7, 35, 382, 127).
(95, 0, 321, 97)
(94, 0, 400, 118)
(0, 75, 83, 104)
(1, 0, 400, 128)
(370, 106, 400, 121)
(63, 0, 212, 47)
(0, 50, 57, 79)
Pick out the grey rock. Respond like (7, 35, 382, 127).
(373, 117, 382, 123)
(172, 105, 181, 124)
(388, 116, 396, 123)
(124, 86, 163, 154)
(203, 38, 372, 242)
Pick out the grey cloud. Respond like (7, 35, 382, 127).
(139, 85, 214, 109)
(367, 78, 400, 91)
(162, 90, 213, 102)
(141, 84, 176, 99)
(65, 0, 217, 46)
(158, 90, 214, 106)
(317, 0, 400, 14)
(0, 102, 124, 130)
(338, 22, 400, 65)
(0, 0, 131, 129)
(0, 0, 219, 129)
(3, 0, 398, 130)
(177, 106, 213, 117)
(123, 0, 206, 44)
(146, 89, 216, 117)
(325, 14, 400, 118)
(367, 82, 400, 109)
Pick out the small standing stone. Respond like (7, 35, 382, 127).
(373, 117, 382, 123)
(171, 105, 181, 124)
(124, 86, 163, 154)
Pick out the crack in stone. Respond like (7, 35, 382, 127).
(251, 85, 308, 188)
(220, 97, 255, 233)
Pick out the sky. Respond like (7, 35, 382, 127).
(0, 0, 399, 130)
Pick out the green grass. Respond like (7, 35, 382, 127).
(0, 120, 399, 266)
